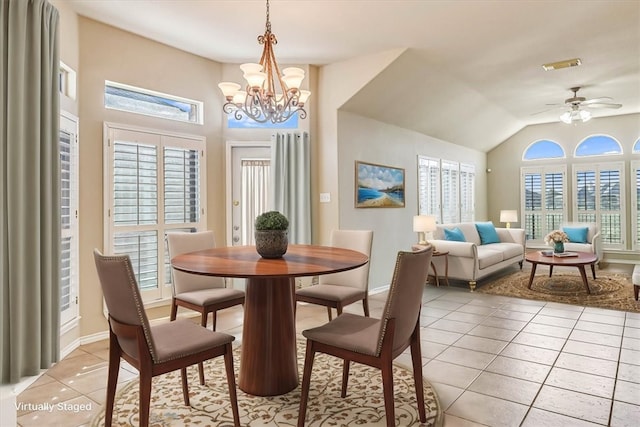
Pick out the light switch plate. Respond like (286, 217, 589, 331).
(320, 192, 331, 203)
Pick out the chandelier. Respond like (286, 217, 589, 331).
(217, 0, 310, 124)
(559, 105, 592, 124)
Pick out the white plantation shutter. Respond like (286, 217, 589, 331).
(544, 171, 564, 232)
(441, 160, 459, 224)
(460, 163, 475, 222)
(574, 162, 625, 249)
(106, 125, 205, 302)
(632, 161, 640, 250)
(60, 113, 79, 325)
(521, 166, 566, 242)
(417, 156, 440, 221)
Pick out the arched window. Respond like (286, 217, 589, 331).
(634, 138, 640, 153)
(523, 139, 565, 160)
(575, 135, 622, 157)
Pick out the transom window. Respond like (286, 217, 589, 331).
(575, 135, 622, 157)
(523, 139, 565, 160)
(634, 138, 640, 153)
(105, 81, 203, 125)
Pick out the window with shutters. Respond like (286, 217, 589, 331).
(632, 161, 640, 251)
(104, 124, 206, 303)
(60, 112, 79, 327)
(573, 162, 625, 250)
(521, 166, 567, 242)
(418, 156, 475, 223)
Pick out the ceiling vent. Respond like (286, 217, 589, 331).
(542, 58, 582, 71)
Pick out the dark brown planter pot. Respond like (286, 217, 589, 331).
(255, 229, 288, 258)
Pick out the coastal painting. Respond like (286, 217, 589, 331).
(355, 161, 405, 208)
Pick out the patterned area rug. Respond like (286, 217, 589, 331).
(478, 270, 639, 313)
(91, 340, 442, 426)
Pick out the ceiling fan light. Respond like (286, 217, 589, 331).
(559, 111, 572, 124)
(579, 109, 592, 122)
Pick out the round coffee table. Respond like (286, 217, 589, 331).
(525, 251, 597, 294)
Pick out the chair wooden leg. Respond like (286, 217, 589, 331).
(326, 306, 333, 321)
(381, 360, 395, 427)
(297, 341, 316, 427)
(410, 331, 427, 423)
(197, 312, 207, 385)
(336, 304, 343, 317)
(170, 300, 178, 321)
(223, 344, 240, 427)
(139, 370, 153, 427)
(341, 360, 350, 398)
(105, 333, 121, 427)
(180, 367, 190, 406)
(363, 297, 370, 317)
(211, 311, 217, 331)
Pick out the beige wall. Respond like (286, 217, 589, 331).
(76, 17, 224, 337)
(337, 111, 488, 289)
(487, 113, 640, 260)
(315, 49, 406, 243)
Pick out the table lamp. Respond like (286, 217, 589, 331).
(413, 215, 437, 245)
(499, 210, 518, 229)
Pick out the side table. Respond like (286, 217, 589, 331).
(412, 245, 450, 287)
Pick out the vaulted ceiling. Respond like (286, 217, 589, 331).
(65, 0, 640, 152)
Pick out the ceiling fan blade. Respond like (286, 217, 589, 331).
(531, 106, 564, 115)
(585, 102, 622, 109)
(582, 97, 613, 105)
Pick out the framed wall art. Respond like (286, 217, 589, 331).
(355, 161, 405, 208)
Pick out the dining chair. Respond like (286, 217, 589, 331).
(167, 230, 245, 384)
(93, 249, 240, 427)
(297, 245, 433, 427)
(295, 229, 373, 320)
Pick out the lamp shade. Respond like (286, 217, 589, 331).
(413, 215, 437, 232)
(499, 210, 518, 223)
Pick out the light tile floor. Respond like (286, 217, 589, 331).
(14, 269, 640, 427)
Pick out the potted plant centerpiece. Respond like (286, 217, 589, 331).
(254, 211, 289, 258)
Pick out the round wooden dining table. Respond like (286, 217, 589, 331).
(171, 244, 369, 396)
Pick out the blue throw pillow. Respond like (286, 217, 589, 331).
(563, 226, 588, 243)
(475, 222, 500, 245)
(444, 227, 466, 242)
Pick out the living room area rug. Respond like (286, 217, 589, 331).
(91, 340, 443, 427)
(477, 270, 639, 313)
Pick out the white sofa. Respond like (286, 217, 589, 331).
(429, 222, 526, 291)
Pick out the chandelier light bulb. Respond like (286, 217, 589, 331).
(218, 82, 241, 100)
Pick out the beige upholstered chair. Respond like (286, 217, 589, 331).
(167, 230, 245, 384)
(297, 246, 433, 427)
(93, 250, 240, 427)
(295, 230, 373, 320)
(167, 230, 245, 329)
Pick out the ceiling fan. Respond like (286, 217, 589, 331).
(535, 87, 622, 123)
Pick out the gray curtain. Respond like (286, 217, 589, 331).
(1, 0, 60, 384)
(270, 132, 311, 244)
